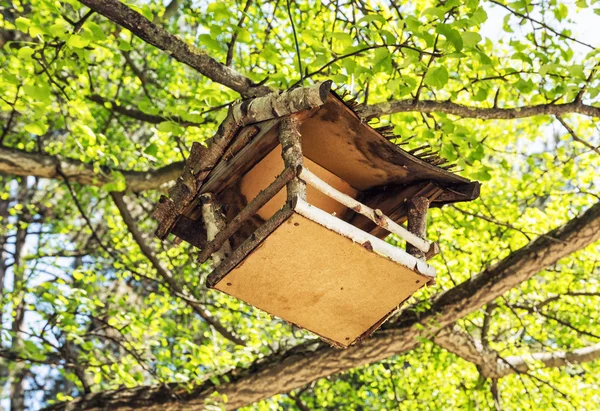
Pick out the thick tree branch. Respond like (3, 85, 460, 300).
(434, 326, 600, 378)
(498, 343, 600, 378)
(78, 0, 271, 98)
(434, 326, 501, 378)
(46, 201, 600, 410)
(0, 146, 183, 192)
(359, 99, 600, 120)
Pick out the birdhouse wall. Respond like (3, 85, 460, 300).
(240, 146, 359, 221)
(212, 211, 429, 347)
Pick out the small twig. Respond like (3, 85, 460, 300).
(287, 0, 304, 85)
(226, 0, 253, 66)
(556, 115, 600, 156)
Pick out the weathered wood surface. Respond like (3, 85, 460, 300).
(278, 115, 306, 201)
(299, 97, 471, 190)
(348, 182, 442, 238)
(197, 167, 295, 264)
(211, 207, 430, 347)
(200, 193, 231, 267)
(153, 82, 333, 239)
(406, 197, 431, 260)
(155, 85, 480, 255)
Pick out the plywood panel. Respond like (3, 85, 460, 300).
(299, 97, 470, 190)
(214, 213, 428, 347)
(239, 147, 359, 221)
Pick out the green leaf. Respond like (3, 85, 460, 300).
(29, 24, 43, 37)
(15, 17, 30, 33)
(356, 14, 387, 25)
(436, 24, 463, 51)
(67, 34, 90, 49)
(461, 32, 482, 48)
(514, 78, 534, 93)
(23, 84, 51, 101)
(441, 143, 458, 161)
(330, 32, 353, 48)
(144, 143, 158, 157)
(118, 39, 132, 51)
(236, 29, 252, 44)
(102, 171, 126, 192)
(17, 46, 35, 59)
(423, 7, 446, 19)
(470, 8, 488, 24)
(49, 19, 71, 38)
(158, 122, 177, 133)
(24, 122, 47, 136)
(86, 22, 106, 41)
(198, 34, 222, 52)
(424, 66, 449, 89)
(473, 166, 492, 181)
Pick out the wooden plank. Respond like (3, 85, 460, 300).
(299, 96, 471, 190)
(211, 212, 429, 347)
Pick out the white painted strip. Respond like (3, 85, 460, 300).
(294, 197, 436, 278)
(299, 166, 433, 254)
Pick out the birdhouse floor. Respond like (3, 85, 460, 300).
(211, 208, 430, 347)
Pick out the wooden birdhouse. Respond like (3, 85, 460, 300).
(153, 81, 480, 348)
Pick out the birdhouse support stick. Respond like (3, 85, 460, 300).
(293, 198, 436, 278)
(279, 115, 306, 201)
(207, 206, 295, 288)
(406, 197, 431, 259)
(200, 193, 232, 267)
(298, 166, 435, 255)
(197, 167, 296, 264)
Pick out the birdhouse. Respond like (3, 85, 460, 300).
(153, 81, 480, 348)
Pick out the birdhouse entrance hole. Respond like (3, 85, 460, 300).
(154, 81, 480, 348)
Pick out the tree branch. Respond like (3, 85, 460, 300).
(78, 0, 271, 98)
(225, 0, 253, 67)
(87, 94, 203, 127)
(359, 99, 600, 120)
(556, 115, 600, 156)
(45, 201, 600, 410)
(110, 192, 245, 346)
(434, 326, 600, 379)
(0, 146, 183, 192)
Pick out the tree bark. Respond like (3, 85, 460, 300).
(0, 146, 184, 192)
(359, 99, 600, 120)
(279, 116, 305, 201)
(77, 0, 271, 98)
(200, 193, 231, 267)
(45, 200, 600, 411)
(406, 197, 430, 259)
(434, 326, 600, 378)
(9, 181, 34, 411)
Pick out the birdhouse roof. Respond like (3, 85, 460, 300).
(154, 81, 479, 242)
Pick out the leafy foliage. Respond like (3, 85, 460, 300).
(0, 0, 599, 410)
